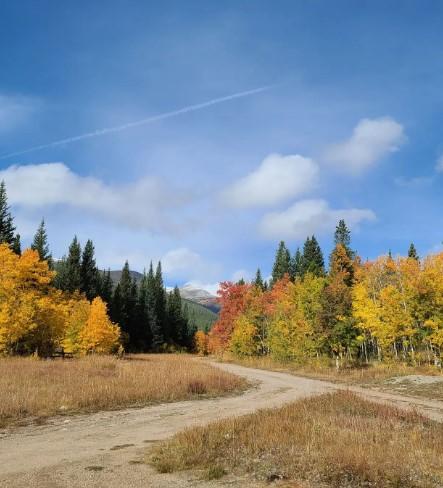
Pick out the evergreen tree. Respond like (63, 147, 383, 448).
(80, 239, 99, 300)
(0, 181, 16, 247)
(290, 247, 302, 281)
(116, 261, 137, 347)
(11, 234, 21, 255)
(301, 236, 325, 277)
(136, 271, 153, 351)
(167, 286, 186, 345)
(236, 278, 246, 285)
(271, 241, 291, 284)
(334, 219, 351, 249)
(334, 219, 355, 261)
(31, 219, 52, 265)
(408, 243, 419, 261)
(253, 268, 264, 290)
(59, 236, 82, 293)
(154, 261, 168, 342)
(330, 221, 355, 284)
(147, 262, 163, 349)
(100, 269, 114, 305)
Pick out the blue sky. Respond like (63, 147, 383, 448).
(1, 1, 443, 292)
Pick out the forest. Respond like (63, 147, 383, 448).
(0, 181, 195, 356)
(204, 220, 443, 367)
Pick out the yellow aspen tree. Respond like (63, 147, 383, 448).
(79, 297, 120, 354)
(194, 330, 208, 355)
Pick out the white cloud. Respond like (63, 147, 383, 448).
(162, 247, 221, 282)
(324, 117, 405, 173)
(221, 153, 319, 207)
(435, 154, 443, 173)
(259, 199, 376, 240)
(0, 162, 191, 234)
(0, 94, 39, 133)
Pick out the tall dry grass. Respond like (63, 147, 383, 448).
(0, 354, 246, 427)
(151, 391, 443, 487)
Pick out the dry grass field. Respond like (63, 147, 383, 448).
(151, 391, 443, 487)
(0, 354, 247, 427)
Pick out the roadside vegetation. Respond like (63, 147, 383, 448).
(0, 354, 246, 428)
(200, 221, 443, 379)
(151, 391, 443, 487)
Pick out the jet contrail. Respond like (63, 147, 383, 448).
(0, 85, 272, 160)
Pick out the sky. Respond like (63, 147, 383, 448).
(1, 1, 443, 293)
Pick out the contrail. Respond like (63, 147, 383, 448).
(0, 86, 272, 160)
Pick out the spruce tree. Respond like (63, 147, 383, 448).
(408, 243, 419, 261)
(334, 219, 351, 249)
(136, 271, 153, 351)
(290, 247, 302, 281)
(333, 219, 354, 259)
(12, 234, 21, 255)
(117, 261, 137, 346)
(0, 181, 16, 247)
(330, 221, 355, 284)
(100, 269, 114, 305)
(301, 236, 325, 277)
(153, 262, 167, 341)
(147, 262, 163, 349)
(80, 239, 99, 300)
(65, 236, 82, 292)
(271, 241, 291, 284)
(31, 219, 52, 264)
(167, 286, 185, 345)
(253, 268, 264, 290)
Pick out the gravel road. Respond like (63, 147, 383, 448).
(1, 360, 442, 487)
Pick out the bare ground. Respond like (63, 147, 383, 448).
(1, 360, 443, 488)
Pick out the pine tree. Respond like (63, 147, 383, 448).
(147, 262, 163, 349)
(11, 234, 21, 255)
(62, 236, 82, 292)
(253, 268, 264, 290)
(271, 241, 291, 284)
(136, 271, 153, 351)
(330, 222, 355, 284)
(80, 239, 99, 301)
(100, 269, 114, 305)
(31, 219, 52, 265)
(154, 261, 168, 342)
(408, 243, 419, 261)
(167, 286, 185, 345)
(334, 219, 354, 259)
(0, 181, 16, 247)
(116, 261, 138, 348)
(290, 247, 302, 281)
(110, 283, 123, 327)
(334, 219, 351, 248)
(301, 236, 325, 277)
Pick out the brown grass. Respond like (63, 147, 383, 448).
(151, 391, 443, 487)
(221, 354, 442, 386)
(0, 354, 247, 427)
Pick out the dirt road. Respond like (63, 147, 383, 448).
(1, 361, 443, 488)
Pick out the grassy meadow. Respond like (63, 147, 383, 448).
(0, 354, 247, 427)
(151, 391, 443, 487)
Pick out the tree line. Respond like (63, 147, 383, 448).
(204, 220, 443, 367)
(0, 180, 195, 354)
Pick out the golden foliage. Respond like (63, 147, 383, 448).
(0, 244, 120, 356)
